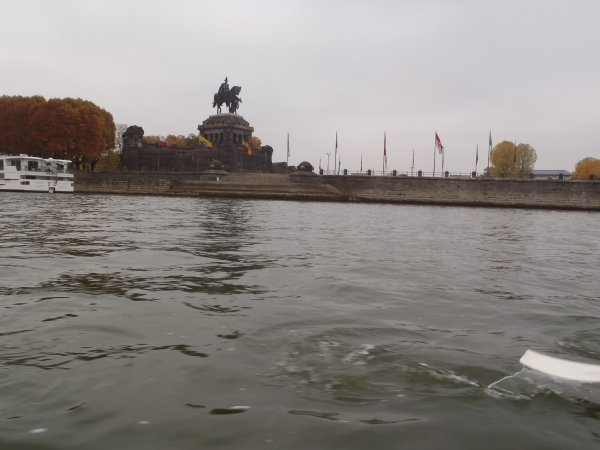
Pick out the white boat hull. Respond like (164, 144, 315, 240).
(0, 179, 74, 193)
(520, 349, 600, 383)
(0, 155, 74, 193)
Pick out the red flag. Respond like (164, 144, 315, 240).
(435, 133, 443, 154)
(384, 132, 387, 157)
(159, 136, 171, 149)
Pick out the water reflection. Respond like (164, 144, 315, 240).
(1, 195, 600, 449)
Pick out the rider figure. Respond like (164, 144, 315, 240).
(219, 77, 229, 94)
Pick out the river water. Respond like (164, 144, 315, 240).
(1, 193, 600, 449)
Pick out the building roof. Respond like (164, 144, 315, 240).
(533, 170, 571, 175)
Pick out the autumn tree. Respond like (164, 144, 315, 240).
(27, 97, 116, 170)
(0, 96, 115, 170)
(572, 157, 600, 180)
(144, 134, 197, 147)
(184, 133, 199, 147)
(166, 135, 187, 147)
(249, 136, 262, 151)
(89, 107, 116, 171)
(144, 135, 159, 145)
(94, 123, 128, 171)
(29, 98, 85, 160)
(490, 141, 537, 178)
(0, 95, 46, 155)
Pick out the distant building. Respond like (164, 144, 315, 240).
(532, 170, 571, 180)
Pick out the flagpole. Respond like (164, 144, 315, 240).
(487, 131, 491, 171)
(411, 149, 414, 177)
(442, 150, 444, 176)
(433, 133, 436, 177)
(287, 132, 289, 169)
(514, 141, 517, 177)
(334, 132, 337, 176)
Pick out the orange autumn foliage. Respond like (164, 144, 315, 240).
(572, 158, 600, 180)
(144, 135, 189, 147)
(0, 95, 115, 170)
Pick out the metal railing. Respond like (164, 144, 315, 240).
(320, 169, 479, 178)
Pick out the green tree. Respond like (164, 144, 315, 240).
(490, 141, 537, 178)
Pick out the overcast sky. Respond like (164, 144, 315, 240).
(1, 0, 599, 172)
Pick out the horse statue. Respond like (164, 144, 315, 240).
(213, 86, 242, 114)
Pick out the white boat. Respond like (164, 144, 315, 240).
(520, 349, 600, 383)
(0, 154, 74, 193)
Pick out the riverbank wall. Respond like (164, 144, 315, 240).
(73, 171, 600, 211)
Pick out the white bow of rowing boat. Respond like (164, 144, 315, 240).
(520, 349, 600, 383)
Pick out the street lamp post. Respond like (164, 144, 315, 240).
(326, 153, 331, 174)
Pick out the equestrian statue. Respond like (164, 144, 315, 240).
(213, 77, 242, 114)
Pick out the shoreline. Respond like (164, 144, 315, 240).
(72, 171, 600, 211)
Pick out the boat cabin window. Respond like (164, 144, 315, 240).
(0, 160, 3, 170)
(28, 161, 39, 171)
(10, 160, 22, 170)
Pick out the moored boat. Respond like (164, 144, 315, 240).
(0, 154, 74, 193)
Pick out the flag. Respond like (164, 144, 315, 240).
(287, 133, 290, 158)
(384, 132, 387, 169)
(159, 136, 171, 149)
(489, 131, 492, 148)
(243, 139, 252, 155)
(476, 145, 479, 165)
(435, 132, 444, 154)
(199, 134, 212, 148)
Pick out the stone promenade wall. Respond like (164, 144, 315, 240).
(316, 175, 600, 210)
(74, 172, 189, 195)
(73, 171, 600, 211)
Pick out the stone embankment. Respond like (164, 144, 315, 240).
(73, 171, 600, 211)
